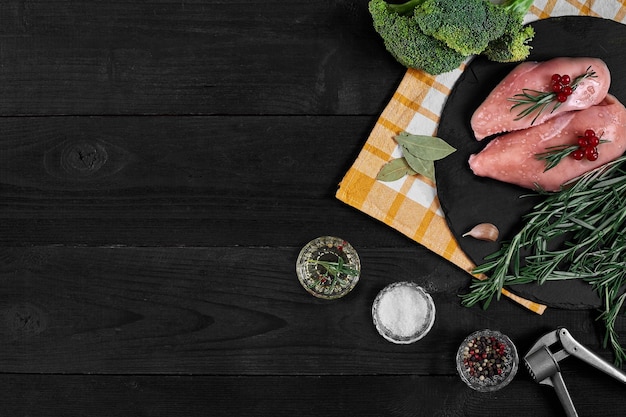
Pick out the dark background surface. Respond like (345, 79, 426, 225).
(1, 1, 625, 416)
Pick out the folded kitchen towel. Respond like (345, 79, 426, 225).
(337, 0, 626, 314)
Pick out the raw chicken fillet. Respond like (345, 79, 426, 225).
(468, 94, 626, 192)
(471, 57, 611, 140)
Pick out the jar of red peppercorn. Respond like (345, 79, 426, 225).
(455, 329, 519, 392)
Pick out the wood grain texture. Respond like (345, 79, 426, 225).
(1, 373, 625, 417)
(0, 115, 412, 246)
(1, 0, 625, 415)
(1, 246, 621, 375)
(0, 0, 403, 116)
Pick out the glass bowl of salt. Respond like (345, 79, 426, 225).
(371, 281, 436, 344)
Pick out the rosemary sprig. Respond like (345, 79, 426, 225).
(535, 144, 579, 171)
(535, 136, 609, 172)
(461, 155, 626, 364)
(308, 257, 359, 292)
(598, 292, 626, 366)
(508, 66, 597, 125)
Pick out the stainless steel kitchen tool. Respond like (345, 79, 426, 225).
(524, 327, 626, 417)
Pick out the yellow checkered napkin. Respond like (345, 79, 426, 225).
(337, 0, 626, 314)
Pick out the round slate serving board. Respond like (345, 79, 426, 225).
(436, 16, 626, 309)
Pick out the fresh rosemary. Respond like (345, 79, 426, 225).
(461, 155, 626, 364)
(535, 130, 608, 171)
(508, 66, 597, 125)
(307, 257, 359, 292)
(535, 144, 580, 171)
(536, 139, 609, 171)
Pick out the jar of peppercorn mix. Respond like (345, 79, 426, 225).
(456, 329, 519, 391)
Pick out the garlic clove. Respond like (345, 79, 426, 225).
(462, 223, 499, 242)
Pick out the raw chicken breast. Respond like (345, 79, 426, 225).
(471, 57, 610, 140)
(468, 94, 626, 192)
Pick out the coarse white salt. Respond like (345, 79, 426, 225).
(372, 282, 436, 344)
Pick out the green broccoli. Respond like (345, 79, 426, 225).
(413, 0, 510, 56)
(482, 0, 535, 62)
(379, 0, 534, 57)
(482, 24, 534, 62)
(369, 0, 467, 75)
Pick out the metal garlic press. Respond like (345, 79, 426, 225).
(524, 327, 626, 417)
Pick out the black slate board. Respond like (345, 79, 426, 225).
(436, 16, 626, 309)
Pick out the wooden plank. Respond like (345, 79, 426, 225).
(0, 246, 621, 375)
(0, 115, 411, 246)
(1, 373, 625, 417)
(0, 0, 403, 116)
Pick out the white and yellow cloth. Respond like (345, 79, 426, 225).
(337, 0, 626, 314)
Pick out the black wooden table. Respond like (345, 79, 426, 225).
(1, 1, 625, 416)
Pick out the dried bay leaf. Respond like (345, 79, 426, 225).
(376, 158, 417, 182)
(402, 146, 435, 181)
(376, 132, 455, 182)
(395, 132, 456, 161)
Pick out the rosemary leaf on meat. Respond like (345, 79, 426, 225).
(508, 66, 597, 125)
(535, 144, 580, 171)
(536, 136, 609, 172)
(461, 155, 626, 364)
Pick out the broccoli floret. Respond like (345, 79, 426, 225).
(482, 24, 534, 62)
(369, 0, 467, 75)
(378, 0, 534, 58)
(482, 0, 535, 62)
(498, 0, 535, 17)
(414, 0, 509, 56)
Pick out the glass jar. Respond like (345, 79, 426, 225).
(296, 236, 360, 300)
(456, 329, 519, 391)
(372, 282, 436, 344)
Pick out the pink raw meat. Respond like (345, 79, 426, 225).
(468, 94, 626, 192)
(471, 57, 610, 140)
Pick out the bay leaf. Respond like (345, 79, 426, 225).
(376, 158, 417, 182)
(395, 132, 456, 161)
(402, 145, 435, 181)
